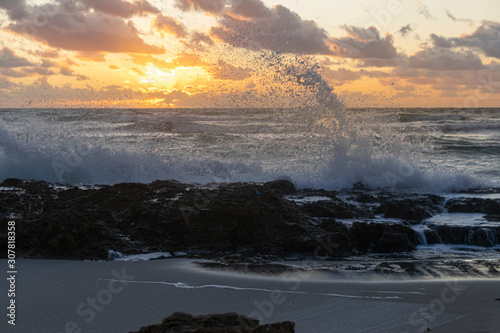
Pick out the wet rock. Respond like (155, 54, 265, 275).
(349, 222, 419, 253)
(302, 200, 355, 219)
(355, 193, 377, 203)
(129, 312, 295, 333)
(445, 197, 500, 215)
(170, 182, 313, 254)
(423, 229, 441, 244)
(2, 178, 495, 261)
(375, 196, 443, 221)
(432, 225, 500, 247)
(260, 179, 297, 196)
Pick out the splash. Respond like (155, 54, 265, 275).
(0, 53, 487, 191)
(249, 52, 483, 191)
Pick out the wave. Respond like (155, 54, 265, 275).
(0, 54, 496, 192)
(0, 120, 489, 192)
(399, 113, 470, 122)
(439, 122, 500, 133)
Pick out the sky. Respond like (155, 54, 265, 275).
(0, 0, 499, 108)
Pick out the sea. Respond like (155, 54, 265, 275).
(0, 107, 499, 191)
(1, 105, 500, 265)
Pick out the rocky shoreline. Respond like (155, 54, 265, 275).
(129, 312, 295, 333)
(1, 178, 499, 262)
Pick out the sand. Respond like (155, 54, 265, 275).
(1, 258, 499, 333)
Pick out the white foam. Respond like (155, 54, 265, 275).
(425, 213, 494, 227)
(112, 252, 172, 261)
(99, 279, 401, 300)
(285, 196, 332, 203)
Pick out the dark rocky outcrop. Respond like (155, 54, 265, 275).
(302, 200, 374, 219)
(445, 197, 500, 216)
(432, 225, 499, 247)
(129, 312, 295, 333)
(1, 178, 499, 260)
(374, 195, 444, 221)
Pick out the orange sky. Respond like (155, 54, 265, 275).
(0, 0, 499, 108)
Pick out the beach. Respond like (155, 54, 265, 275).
(1, 258, 499, 333)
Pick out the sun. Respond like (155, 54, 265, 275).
(138, 64, 211, 90)
(139, 64, 175, 84)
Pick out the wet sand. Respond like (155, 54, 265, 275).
(1, 258, 499, 333)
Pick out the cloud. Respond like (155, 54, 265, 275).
(174, 0, 226, 15)
(430, 34, 453, 48)
(0, 68, 30, 77)
(210, 4, 333, 55)
(0, 47, 33, 68)
(108, 65, 120, 70)
(131, 53, 207, 69)
(24, 66, 56, 76)
(414, 1, 432, 19)
(80, 0, 159, 18)
(446, 10, 474, 25)
(329, 26, 398, 59)
(209, 60, 251, 80)
(0, 0, 28, 20)
(408, 48, 484, 71)
(153, 14, 188, 38)
(451, 21, 500, 59)
(77, 52, 107, 62)
(230, 0, 269, 18)
(2, 1, 164, 54)
(185, 31, 214, 50)
(426, 22, 500, 59)
(398, 24, 413, 37)
(0, 76, 14, 89)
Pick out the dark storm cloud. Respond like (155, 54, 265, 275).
(153, 14, 188, 38)
(0, 0, 29, 20)
(446, 10, 474, 25)
(80, 0, 159, 18)
(174, 0, 227, 15)
(209, 60, 251, 80)
(329, 26, 398, 59)
(427, 22, 500, 59)
(398, 24, 413, 37)
(451, 21, 500, 59)
(1, 0, 164, 54)
(175, 0, 333, 55)
(430, 34, 453, 48)
(210, 4, 333, 55)
(408, 48, 484, 71)
(0, 47, 33, 68)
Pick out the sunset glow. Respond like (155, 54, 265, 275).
(0, 0, 499, 108)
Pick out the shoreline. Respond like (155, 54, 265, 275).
(1, 258, 499, 333)
(1, 178, 500, 285)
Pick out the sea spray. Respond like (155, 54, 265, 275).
(253, 52, 433, 190)
(0, 53, 489, 190)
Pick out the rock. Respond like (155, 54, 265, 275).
(432, 225, 500, 247)
(3, 178, 495, 261)
(355, 193, 377, 203)
(170, 182, 313, 254)
(129, 312, 295, 333)
(423, 229, 441, 244)
(375, 195, 444, 221)
(301, 199, 374, 219)
(445, 197, 500, 215)
(260, 179, 297, 196)
(349, 222, 419, 253)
